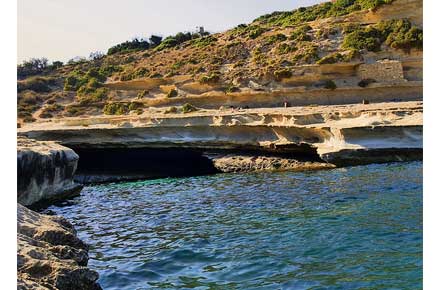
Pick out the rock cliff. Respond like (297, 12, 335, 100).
(19, 101, 422, 173)
(17, 137, 83, 207)
(17, 204, 101, 290)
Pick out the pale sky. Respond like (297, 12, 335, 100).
(18, 0, 325, 63)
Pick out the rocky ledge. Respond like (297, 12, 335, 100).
(17, 137, 83, 207)
(19, 101, 423, 171)
(208, 154, 335, 173)
(17, 204, 101, 290)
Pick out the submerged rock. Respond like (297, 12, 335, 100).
(17, 137, 83, 207)
(17, 204, 102, 290)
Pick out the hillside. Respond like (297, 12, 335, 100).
(17, 0, 422, 125)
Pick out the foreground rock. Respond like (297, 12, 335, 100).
(17, 137, 83, 207)
(17, 204, 101, 290)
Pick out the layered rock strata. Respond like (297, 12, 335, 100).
(17, 137, 83, 207)
(19, 101, 423, 169)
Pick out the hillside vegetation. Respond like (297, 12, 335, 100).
(17, 0, 422, 123)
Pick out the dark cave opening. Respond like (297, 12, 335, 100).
(69, 147, 220, 183)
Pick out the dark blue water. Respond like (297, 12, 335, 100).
(48, 162, 422, 290)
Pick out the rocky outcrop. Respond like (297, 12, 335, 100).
(208, 154, 335, 173)
(105, 80, 422, 109)
(19, 101, 423, 169)
(17, 204, 101, 289)
(17, 137, 83, 207)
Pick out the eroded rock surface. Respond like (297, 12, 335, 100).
(17, 137, 83, 207)
(209, 154, 336, 173)
(17, 204, 101, 290)
(19, 101, 423, 167)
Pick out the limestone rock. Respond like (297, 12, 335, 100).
(209, 154, 336, 173)
(17, 204, 102, 290)
(17, 137, 83, 207)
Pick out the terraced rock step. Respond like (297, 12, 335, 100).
(19, 101, 423, 170)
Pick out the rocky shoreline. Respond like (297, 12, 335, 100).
(17, 137, 101, 289)
(16, 101, 422, 288)
(17, 204, 101, 290)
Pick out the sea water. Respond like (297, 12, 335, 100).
(48, 162, 422, 289)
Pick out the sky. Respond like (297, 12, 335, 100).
(18, 0, 325, 63)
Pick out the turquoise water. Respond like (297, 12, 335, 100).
(48, 162, 422, 290)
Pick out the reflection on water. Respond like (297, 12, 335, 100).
(48, 162, 422, 289)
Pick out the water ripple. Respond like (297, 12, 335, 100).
(48, 162, 422, 290)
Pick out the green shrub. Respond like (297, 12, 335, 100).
(166, 89, 178, 98)
(277, 43, 297, 54)
(64, 75, 82, 91)
(316, 53, 343, 64)
(190, 36, 217, 48)
(164, 106, 178, 114)
(290, 25, 313, 41)
(103, 102, 129, 115)
(342, 19, 422, 52)
(171, 61, 186, 70)
(23, 116, 36, 123)
(77, 87, 108, 105)
(265, 33, 287, 45)
(199, 72, 220, 84)
(225, 84, 240, 93)
(64, 68, 107, 92)
(252, 47, 267, 65)
(137, 90, 148, 99)
(316, 27, 339, 39)
(107, 38, 150, 55)
(17, 91, 42, 119)
(292, 45, 319, 63)
(43, 103, 64, 113)
(155, 37, 179, 51)
(342, 26, 382, 51)
(38, 111, 53, 119)
(182, 103, 198, 114)
(248, 26, 266, 39)
(65, 105, 87, 117)
(377, 19, 423, 50)
(98, 65, 122, 77)
(253, 0, 393, 27)
(120, 67, 150, 81)
(128, 102, 143, 111)
(155, 32, 203, 51)
(85, 68, 107, 82)
(17, 77, 56, 93)
(324, 80, 337, 90)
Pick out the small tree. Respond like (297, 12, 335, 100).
(50, 61, 64, 69)
(149, 35, 163, 47)
(17, 57, 49, 78)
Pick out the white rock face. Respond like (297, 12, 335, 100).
(19, 101, 423, 167)
(17, 137, 83, 207)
